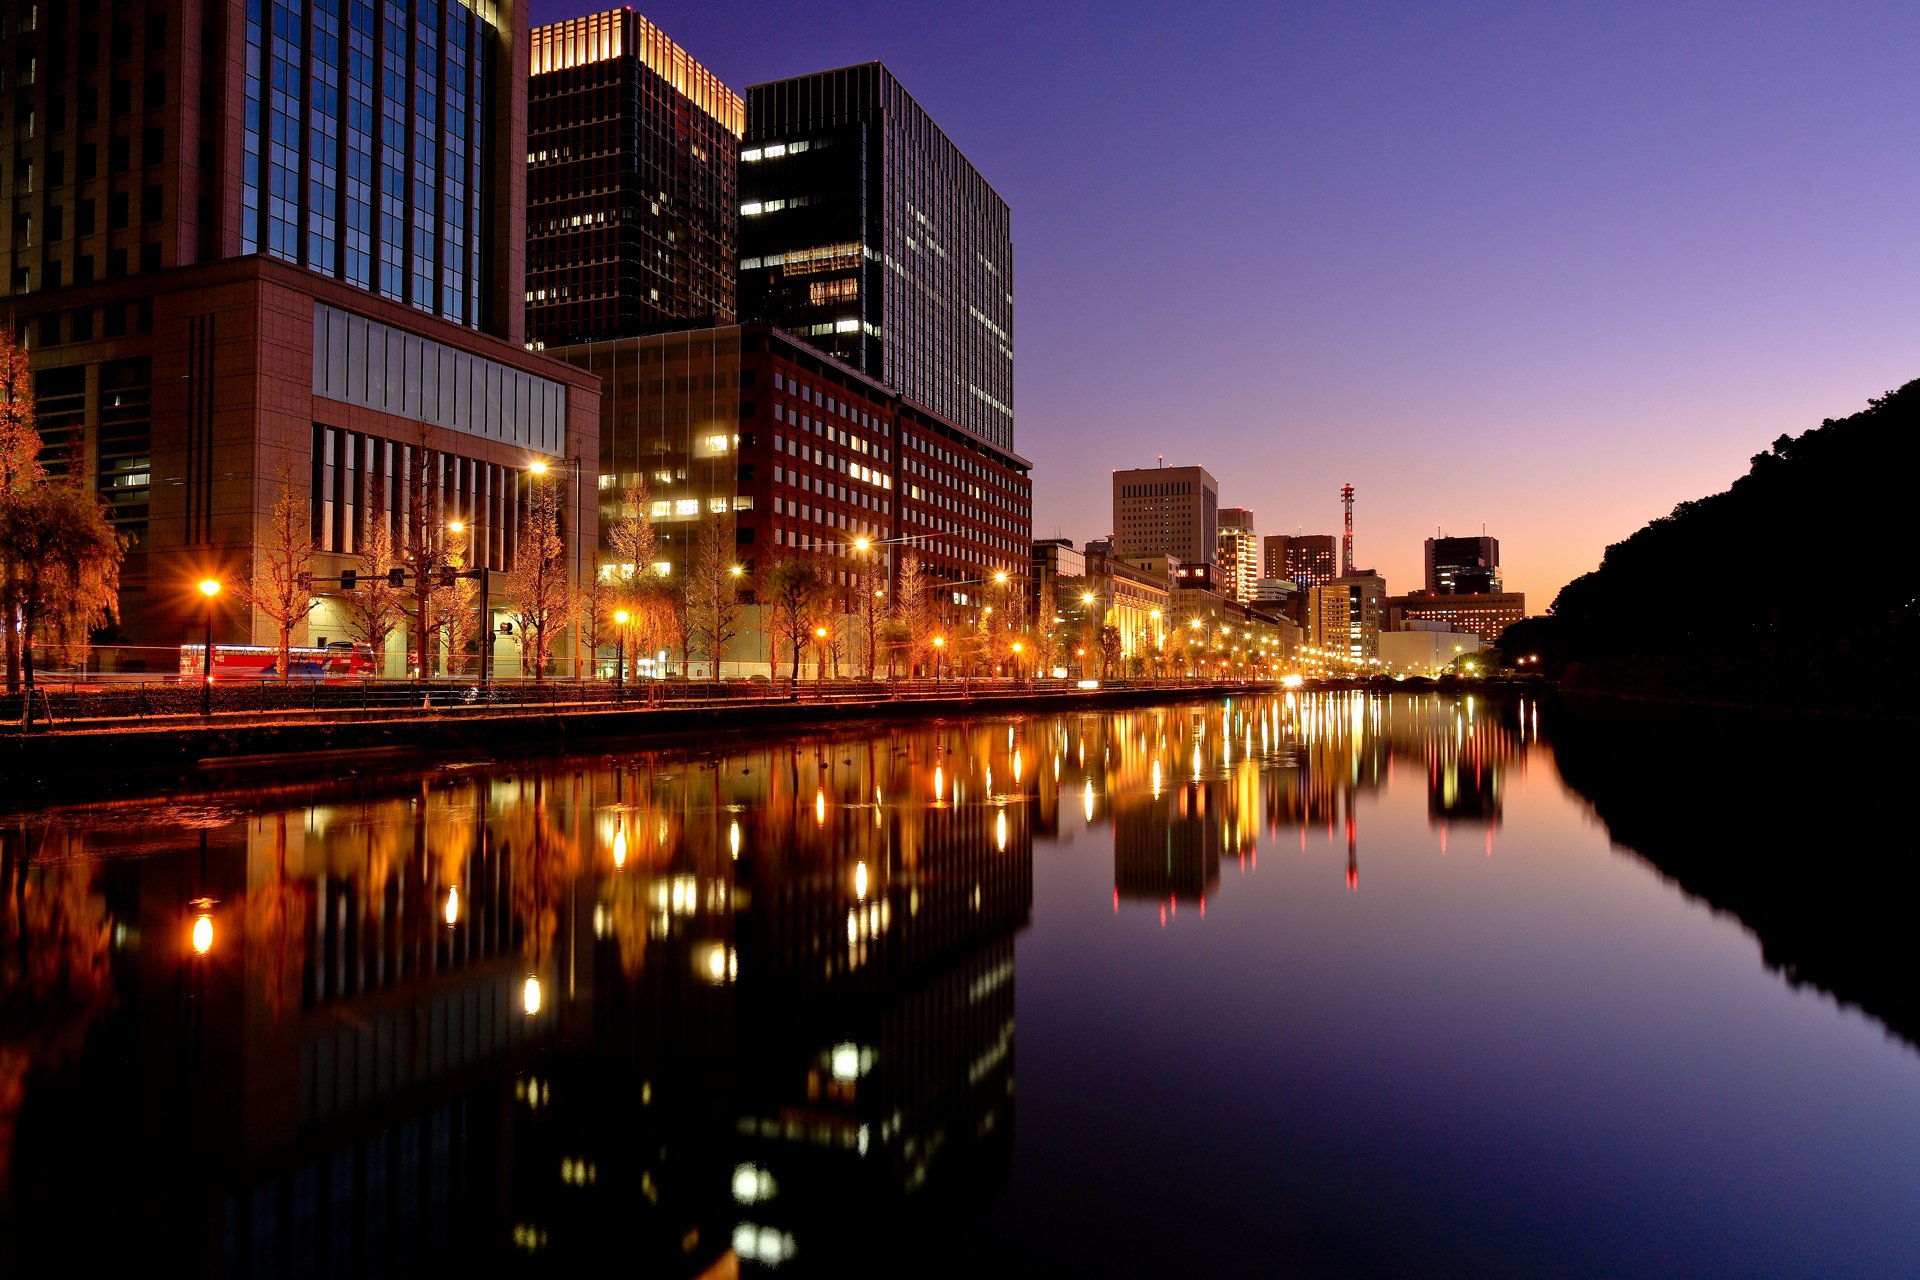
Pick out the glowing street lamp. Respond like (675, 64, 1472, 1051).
(932, 634, 947, 686)
(196, 578, 222, 715)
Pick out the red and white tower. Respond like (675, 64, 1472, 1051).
(1340, 483, 1356, 577)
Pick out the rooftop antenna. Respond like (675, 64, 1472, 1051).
(1340, 484, 1356, 577)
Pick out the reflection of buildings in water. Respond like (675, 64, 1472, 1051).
(1113, 782, 1222, 913)
(499, 722, 1034, 1273)
(1036, 693, 1528, 904)
(0, 792, 560, 1274)
(729, 936, 1020, 1271)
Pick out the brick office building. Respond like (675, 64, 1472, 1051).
(550, 325, 1031, 662)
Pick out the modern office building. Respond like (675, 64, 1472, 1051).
(737, 63, 1015, 450)
(1, 0, 602, 659)
(1425, 534, 1501, 595)
(1264, 533, 1337, 590)
(1112, 464, 1218, 568)
(549, 325, 1031, 668)
(1386, 592, 1526, 643)
(1309, 573, 1387, 663)
(1217, 506, 1257, 603)
(525, 10, 743, 345)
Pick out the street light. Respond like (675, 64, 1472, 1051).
(814, 625, 829, 681)
(932, 634, 946, 686)
(196, 578, 221, 715)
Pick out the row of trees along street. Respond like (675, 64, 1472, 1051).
(1, 324, 125, 712)
(4, 324, 1289, 694)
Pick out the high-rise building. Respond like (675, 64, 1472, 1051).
(1, 0, 600, 656)
(1112, 465, 1218, 569)
(1264, 534, 1337, 590)
(1309, 574, 1386, 663)
(1217, 507, 1257, 603)
(526, 11, 743, 345)
(1425, 534, 1501, 595)
(738, 63, 1015, 450)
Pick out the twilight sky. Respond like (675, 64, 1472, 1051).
(534, 0, 1920, 606)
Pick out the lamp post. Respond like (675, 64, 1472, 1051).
(614, 609, 630, 698)
(196, 578, 221, 715)
(932, 634, 946, 686)
(813, 624, 828, 682)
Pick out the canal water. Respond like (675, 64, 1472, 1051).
(1, 693, 1915, 1276)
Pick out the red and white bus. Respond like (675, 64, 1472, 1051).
(179, 641, 378, 682)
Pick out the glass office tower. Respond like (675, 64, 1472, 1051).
(739, 64, 1015, 452)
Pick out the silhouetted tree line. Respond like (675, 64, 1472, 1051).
(1506, 379, 1920, 713)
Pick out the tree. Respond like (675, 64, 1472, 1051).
(684, 512, 740, 681)
(606, 482, 658, 595)
(401, 423, 451, 679)
(434, 524, 482, 677)
(578, 555, 614, 679)
(346, 515, 406, 674)
(1032, 580, 1060, 678)
(765, 555, 827, 681)
(0, 484, 122, 710)
(1098, 624, 1124, 679)
(605, 482, 660, 683)
(505, 478, 574, 681)
(234, 462, 317, 681)
(891, 550, 933, 676)
(1, 323, 50, 693)
(856, 558, 885, 679)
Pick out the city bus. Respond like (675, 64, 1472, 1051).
(178, 641, 377, 682)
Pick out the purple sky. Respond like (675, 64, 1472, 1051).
(534, 0, 1920, 606)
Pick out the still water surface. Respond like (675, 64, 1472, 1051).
(1, 693, 1915, 1276)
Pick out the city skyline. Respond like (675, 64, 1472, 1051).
(533, 0, 1920, 607)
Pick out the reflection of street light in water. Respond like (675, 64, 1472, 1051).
(612, 823, 627, 869)
(190, 910, 214, 956)
(523, 975, 543, 1016)
(444, 885, 460, 926)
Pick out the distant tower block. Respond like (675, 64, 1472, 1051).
(1340, 483, 1356, 577)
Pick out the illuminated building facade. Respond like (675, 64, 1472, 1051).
(1264, 533, 1337, 590)
(0, 0, 604, 657)
(1386, 591, 1526, 643)
(549, 325, 1031, 660)
(1217, 506, 1258, 602)
(1112, 464, 1219, 567)
(1425, 534, 1501, 595)
(526, 10, 743, 344)
(738, 63, 1016, 450)
(1309, 574, 1386, 662)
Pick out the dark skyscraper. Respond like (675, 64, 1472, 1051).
(526, 10, 742, 345)
(3, 0, 527, 338)
(1426, 535, 1501, 595)
(738, 63, 1015, 450)
(1264, 534, 1338, 590)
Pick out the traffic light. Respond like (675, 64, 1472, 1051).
(388, 567, 406, 588)
(340, 569, 358, 591)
